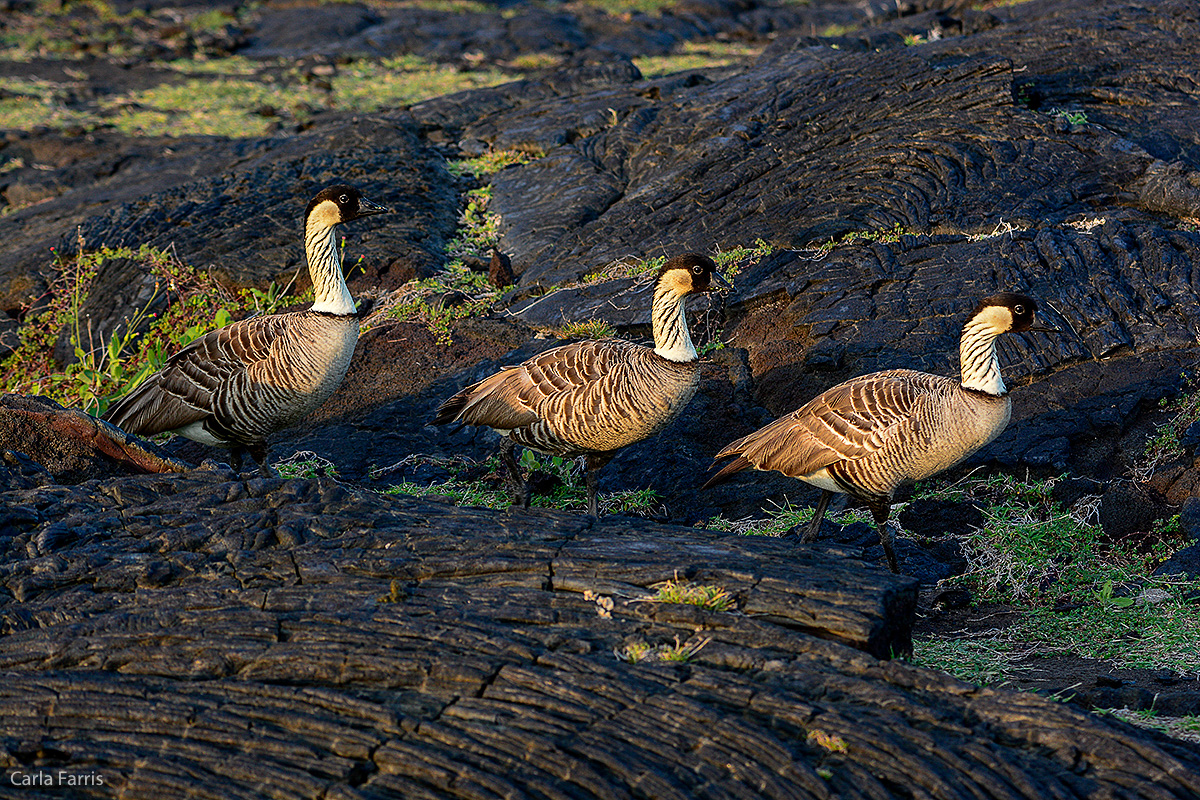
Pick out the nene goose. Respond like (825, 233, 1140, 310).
(434, 253, 731, 516)
(703, 293, 1053, 573)
(103, 185, 388, 474)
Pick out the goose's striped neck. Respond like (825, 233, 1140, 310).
(958, 319, 1005, 395)
(651, 282, 696, 362)
(306, 221, 355, 315)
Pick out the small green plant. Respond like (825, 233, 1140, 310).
(1052, 108, 1088, 125)
(377, 579, 408, 604)
(446, 186, 501, 260)
(382, 477, 511, 508)
(243, 274, 305, 315)
(944, 479, 1104, 604)
(375, 454, 512, 508)
(447, 149, 541, 177)
(1154, 514, 1182, 538)
(370, 258, 495, 344)
(712, 239, 772, 280)
(384, 295, 490, 346)
(617, 636, 710, 664)
(581, 240, 772, 286)
(659, 635, 710, 662)
(1140, 377, 1200, 474)
(703, 497, 874, 537)
(583, 254, 667, 283)
(1093, 579, 1135, 609)
(652, 574, 735, 611)
(1101, 711, 1200, 744)
(615, 641, 655, 663)
(915, 471, 1058, 509)
(517, 449, 576, 480)
(274, 450, 338, 479)
(369, 183, 504, 344)
(507, 52, 563, 71)
(802, 223, 915, 260)
(806, 729, 849, 754)
(557, 318, 616, 339)
(815, 22, 860, 37)
(377, 451, 662, 516)
(598, 488, 663, 516)
(1014, 82, 1035, 109)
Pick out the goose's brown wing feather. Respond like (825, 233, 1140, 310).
(435, 338, 646, 433)
(103, 314, 291, 437)
(709, 370, 949, 482)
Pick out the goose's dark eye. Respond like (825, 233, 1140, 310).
(339, 194, 349, 204)
(1013, 304, 1025, 316)
(691, 265, 703, 275)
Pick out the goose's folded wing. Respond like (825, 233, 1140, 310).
(714, 370, 946, 479)
(435, 338, 640, 430)
(102, 315, 289, 436)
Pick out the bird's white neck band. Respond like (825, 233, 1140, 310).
(651, 284, 697, 362)
(959, 319, 1006, 395)
(306, 223, 355, 315)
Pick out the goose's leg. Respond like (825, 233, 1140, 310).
(499, 439, 529, 508)
(584, 453, 613, 518)
(870, 500, 899, 574)
(586, 467, 600, 518)
(249, 442, 278, 478)
(229, 447, 245, 474)
(800, 490, 834, 543)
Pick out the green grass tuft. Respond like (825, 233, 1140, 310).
(557, 319, 617, 339)
(274, 450, 338, 479)
(447, 149, 542, 177)
(801, 223, 915, 260)
(1140, 378, 1200, 473)
(366, 183, 502, 345)
(702, 498, 875, 537)
(375, 451, 663, 517)
(616, 635, 711, 664)
(652, 575, 735, 611)
(633, 40, 762, 78)
(911, 636, 1021, 686)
